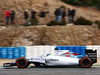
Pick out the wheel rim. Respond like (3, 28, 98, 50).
(81, 57, 91, 68)
(18, 59, 26, 67)
(82, 59, 90, 66)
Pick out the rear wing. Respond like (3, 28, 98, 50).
(85, 49, 97, 64)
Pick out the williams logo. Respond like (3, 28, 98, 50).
(49, 59, 59, 61)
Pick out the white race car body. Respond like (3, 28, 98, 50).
(26, 56, 79, 66)
(3, 49, 97, 68)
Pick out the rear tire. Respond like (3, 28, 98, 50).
(80, 57, 92, 68)
(16, 57, 28, 68)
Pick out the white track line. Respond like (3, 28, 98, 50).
(92, 66, 100, 67)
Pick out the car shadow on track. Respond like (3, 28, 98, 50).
(3, 65, 94, 69)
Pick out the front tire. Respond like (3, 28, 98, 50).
(80, 57, 92, 68)
(16, 57, 28, 68)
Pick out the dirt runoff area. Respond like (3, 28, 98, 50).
(0, 59, 16, 66)
(0, 58, 100, 66)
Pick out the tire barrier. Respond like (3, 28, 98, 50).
(1, 47, 7, 59)
(7, 47, 14, 59)
(25, 46, 55, 57)
(0, 47, 26, 59)
(0, 45, 100, 59)
(13, 47, 20, 59)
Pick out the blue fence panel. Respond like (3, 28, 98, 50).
(55, 46, 86, 56)
(19, 47, 26, 57)
(1, 47, 7, 59)
(7, 47, 14, 59)
(66, 46, 70, 50)
(73, 46, 80, 54)
(80, 46, 86, 56)
(13, 47, 20, 59)
(0, 47, 1, 58)
(67, 46, 74, 52)
(61, 46, 66, 50)
(0, 47, 26, 59)
(62, 46, 67, 50)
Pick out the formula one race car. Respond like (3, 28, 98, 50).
(3, 49, 97, 68)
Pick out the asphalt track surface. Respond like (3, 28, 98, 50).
(0, 66, 100, 75)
